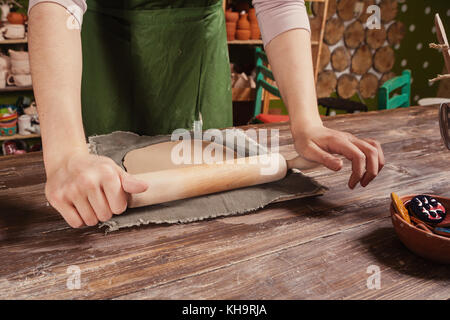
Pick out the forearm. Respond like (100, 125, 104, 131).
(265, 29, 323, 136)
(29, 3, 87, 175)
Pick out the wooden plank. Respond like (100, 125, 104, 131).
(0, 106, 449, 299)
(119, 218, 450, 300)
(0, 85, 33, 93)
(0, 38, 28, 45)
(0, 133, 40, 142)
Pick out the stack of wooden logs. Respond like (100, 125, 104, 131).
(311, 0, 405, 100)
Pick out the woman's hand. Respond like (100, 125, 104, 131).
(44, 151, 148, 228)
(292, 124, 385, 189)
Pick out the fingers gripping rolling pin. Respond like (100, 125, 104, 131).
(128, 154, 318, 208)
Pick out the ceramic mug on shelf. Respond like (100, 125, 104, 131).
(18, 114, 40, 135)
(439, 103, 450, 150)
(10, 58, 30, 74)
(2, 23, 25, 39)
(6, 73, 32, 87)
(3, 24, 25, 39)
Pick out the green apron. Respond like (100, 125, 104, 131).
(81, 0, 232, 136)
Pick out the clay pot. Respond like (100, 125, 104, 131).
(236, 29, 251, 41)
(237, 12, 250, 30)
(250, 25, 260, 40)
(226, 22, 236, 41)
(248, 8, 257, 22)
(7, 12, 27, 25)
(225, 9, 238, 23)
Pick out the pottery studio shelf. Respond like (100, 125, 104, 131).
(0, 85, 33, 93)
(0, 133, 40, 141)
(228, 39, 263, 45)
(0, 37, 28, 45)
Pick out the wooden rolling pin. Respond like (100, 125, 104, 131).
(129, 153, 318, 208)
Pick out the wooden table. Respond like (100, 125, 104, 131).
(1, 106, 449, 300)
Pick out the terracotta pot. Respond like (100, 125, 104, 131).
(250, 25, 260, 40)
(7, 12, 26, 25)
(237, 12, 250, 30)
(225, 9, 238, 23)
(236, 29, 251, 41)
(226, 22, 236, 41)
(390, 194, 450, 264)
(248, 8, 257, 22)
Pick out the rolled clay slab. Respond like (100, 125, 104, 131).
(123, 140, 238, 174)
(123, 140, 288, 208)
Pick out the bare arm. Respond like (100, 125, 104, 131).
(29, 3, 147, 228)
(29, 3, 86, 169)
(265, 29, 385, 189)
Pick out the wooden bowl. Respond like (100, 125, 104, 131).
(390, 194, 450, 264)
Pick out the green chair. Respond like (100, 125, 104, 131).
(254, 47, 281, 117)
(378, 70, 411, 110)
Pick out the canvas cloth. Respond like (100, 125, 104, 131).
(89, 131, 327, 232)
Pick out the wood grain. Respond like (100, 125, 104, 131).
(331, 46, 351, 72)
(374, 46, 395, 73)
(344, 20, 365, 49)
(324, 17, 345, 45)
(1, 106, 449, 299)
(351, 44, 373, 75)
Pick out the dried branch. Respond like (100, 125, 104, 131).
(429, 43, 450, 51)
(429, 73, 450, 84)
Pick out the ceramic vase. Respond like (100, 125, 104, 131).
(226, 22, 236, 41)
(236, 11, 251, 40)
(237, 11, 250, 30)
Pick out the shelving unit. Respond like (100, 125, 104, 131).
(0, 133, 40, 141)
(0, 37, 28, 45)
(0, 85, 32, 92)
(0, 36, 33, 93)
(228, 39, 263, 45)
(225, 0, 328, 102)
(0, 33, 37, 153)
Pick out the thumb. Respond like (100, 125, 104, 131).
(120, 171, 148, 194)
(303, 143, 343, 171)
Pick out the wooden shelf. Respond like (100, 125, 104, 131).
(0, 133, 40, 141)
(0, 37, 27, 45)
(0, 85, 33, 93)
(228, 39, 319, 46)
(228, 39, 263, 45)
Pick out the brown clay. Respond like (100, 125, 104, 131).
(225, 10, 239, 23)
(7, 12, 26, 25)
(251, 25, 261, 40)
(236, 30, 251, 41)
(226, 22, 237, 41)
(248, 8, 257, 22)
(237, 12, 250, 30)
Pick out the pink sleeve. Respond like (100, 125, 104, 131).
(28, 0, 87, 27)
(253, 0, 311, 47)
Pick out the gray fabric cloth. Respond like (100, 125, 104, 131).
(89, 131, 327, 232)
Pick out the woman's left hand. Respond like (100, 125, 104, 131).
(292, 124, 385, 189)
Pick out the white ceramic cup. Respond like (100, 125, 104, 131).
(6, 73, 32, 87)
(3, 24, 25, 39)
(18, 114, 32, 135)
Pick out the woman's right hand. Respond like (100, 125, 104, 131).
(44, 151, 148, 228)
